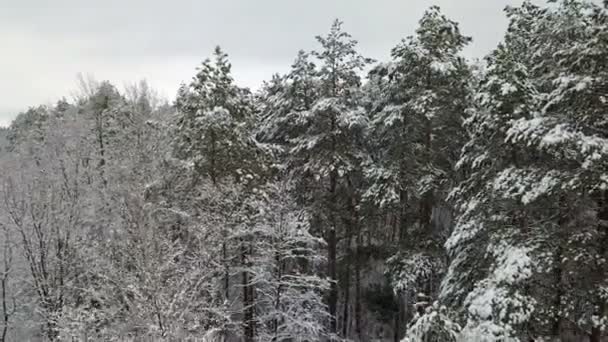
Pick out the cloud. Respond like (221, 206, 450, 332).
(0, 0, 539, 126)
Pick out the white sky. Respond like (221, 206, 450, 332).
(0, 0, 547, 127)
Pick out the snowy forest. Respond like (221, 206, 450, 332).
(1, 1, 608, 341)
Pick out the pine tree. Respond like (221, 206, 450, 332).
(444, 1, 608, 340)
(174, 46, 255, 185)
(289, 19, 372, 337)
(173, 47, 269, 341)
(260, 20, 372, 338)
(365, 5, 471, 232)
(365, 7, 472, 338)
(258, 50, 318, 146)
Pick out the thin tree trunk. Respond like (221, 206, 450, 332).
(327, 226, 338, 336)
(399, 108, 409, 242)
(96, 111, 107, 187)
(341, 204, 356, 339)
(1, 276, 8, 342)
(0, 229, 11, 342)
(327, 169, 339, 336)
(342, 255, 350, 338)
(223, 242, 229, 301)
(273, 249, 283, 342)
(591, 190, 608, 342)
(394, 296, 402, 342)
(344, 189, 363, 341)
(553, 196, 568, 338)
(551, 246, 563, 338)
(242, 242, 254, 342)
(399, 190, 408, 241)
(210, 129, 217, 185)
(272, 210, 284, 341)
(420, 71, 434, 231)
(355, 229, 363, 341)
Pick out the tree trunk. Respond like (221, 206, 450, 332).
(591, 328, 602, 342)
(95, 108, 107, 187)
(341, 204, 356, 339)
(210, 129, 217, 185)
(328, 226, 338, 336)
(327, 170, 339, 336)
(591, 190, 608, 341)
(551, 247, 563, 338)
(342, 255, 350, 338)
(1, 277, 8, 342)
(399, 190, 408, 241)
(394, 295, 402, 342)
(46, 312, 59, 342)
(399, 107, 409, 242)
(421, 108, 433, 230)
(355, 231, 363, 341)
(273, 248, 283, 342)
(242, 243, 254, 342)
(1, 231, 11, 342)
(553, 196, 568, 338)
(223, 242, 229, 301)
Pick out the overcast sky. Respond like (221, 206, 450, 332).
(1, 0, 542, 127)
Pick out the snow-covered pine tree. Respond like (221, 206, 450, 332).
(508, 1, 608, 339)
(257, 50, 319, 147)
(365, 5, 471, 240)
(290, 19, 372, 337)
(364, 6, 472, 339)
(539, 3, 608, 339)
(260, 20, 372, 338)
(174, 46, 256, 185)
(445, 1, 608, 340)
(173, 47, 267, 341)
(444, 3, 561, 339)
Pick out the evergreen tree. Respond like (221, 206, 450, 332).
(174, 46, 255, 185)
(258, 50, 318, 146)
(287, 19, 372, 337)
(6, 5, 608, 341)
(365, 7, 472, 338)
(444, 1, 608, 340)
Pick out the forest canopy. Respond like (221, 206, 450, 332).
(1, 1, 608, 341)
